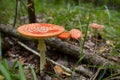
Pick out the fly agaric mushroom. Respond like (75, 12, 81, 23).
(69, 29, 82, 40)
(17, 23, 64, 75)
(57, 32, 71, 39)
(89, 23, 104, 39)
(89, 23, 104, 29)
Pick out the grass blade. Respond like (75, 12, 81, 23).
(12, 60, 18, 69)
(1, 59, 9, 70)
(10, 73, 20, 80)
(98, 68, 107, 80)
(0, 32, 2, 59)
(30, 66, 37, 80)
(0, 63, 12, 80)
(17, 61, 26, 80)
(104, 5, 111, 25)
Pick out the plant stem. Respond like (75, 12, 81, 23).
(94, 29, 97, 39)
(13, 0, 18, 27)
(38, 39, 46, 75)
(0, 32, 2, 59)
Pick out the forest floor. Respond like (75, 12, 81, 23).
(0, 0, 120, 80)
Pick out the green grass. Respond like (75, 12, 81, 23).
(0, 59, 37, 80)
(0, 0, 16, 24)
(0, 32, 2, 59)
(0, 59, 20, 80)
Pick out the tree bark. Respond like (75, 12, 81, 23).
(27, 0, 36, 23)
(0, 24, 120, 72)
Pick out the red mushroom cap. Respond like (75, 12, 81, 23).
(89, 23, 104, 29)
(69, 29, 82, 39)
(57, 32, 71, 39)
(17, 23, 64, 39)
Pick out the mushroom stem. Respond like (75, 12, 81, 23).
(94, 29, 98, 38)
(38, 39, 46, 75)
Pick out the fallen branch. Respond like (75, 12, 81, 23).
(101, 54, 120, 65)
(17, 41, 94, 78)
(0, 24, 120, 72)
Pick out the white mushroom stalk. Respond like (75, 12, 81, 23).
(38, 39, 46, 75)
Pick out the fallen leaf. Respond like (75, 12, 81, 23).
(28, 55, 35, 61)
(53, 65, 71, 77)
(62, 71, 71, 76)
(0, 75, 4, 80)
(106, 40, 114, 47)
(99, 46, 107, 53)
(54, 65, 64, 75)
(19, 56, 26, 65)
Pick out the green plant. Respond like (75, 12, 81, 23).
(0, 33, 2, 59)
(0, 59, 37, 80)
(30, 66, 37, 80)
(0, 60, 12, 80)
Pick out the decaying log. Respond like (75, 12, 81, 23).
(46, 38, 114, 65)
(46, 38, 120, 71)
(0, 24, 120, 72)
(0, 24, 21, 39)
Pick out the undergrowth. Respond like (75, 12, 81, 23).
(0, 0, 120, 79)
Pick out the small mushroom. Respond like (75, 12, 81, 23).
(57, 31, 71, 39)
(17, 23, 64, 75)
(69, 29, 83, 40)
(89, 23, 104, 40)
(89, 23, 104, 29)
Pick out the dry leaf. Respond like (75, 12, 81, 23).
(62, 71, 71, 76)
(0, 75, 4, 80)
(106, 40, 114, 47)
(19, 56, 26, 65)
(99, 46, 106, 53)
(54, 65, 64, 75)
(53, 65, 71, 77)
